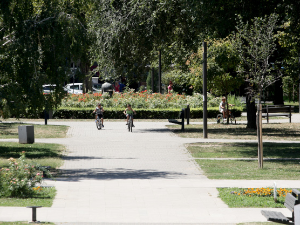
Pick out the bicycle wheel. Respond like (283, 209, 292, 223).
(216, 114, 223, 123)
(96, 119, 101, 130)
(128, 117, 131, 132)
(99, 119, 102, 129)
(130, 119, 133, 132)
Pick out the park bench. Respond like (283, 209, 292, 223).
(168, 105, 190, 131)
(261, 105, 294, 123)
(261, 188, 300, 224)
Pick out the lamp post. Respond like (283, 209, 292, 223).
(203, 42, 208, 138)
(158, 49, 162, 93)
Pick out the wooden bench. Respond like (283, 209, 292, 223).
(262, 105, 294, 123)
(261, 189, 299, 224)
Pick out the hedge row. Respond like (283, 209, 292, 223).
(46, 107, 243, 119)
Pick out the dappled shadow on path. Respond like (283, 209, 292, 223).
(54, 168, 186, 181)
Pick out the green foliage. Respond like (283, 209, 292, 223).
(0, 0, 90, 118)
(49, 107, 241, 119)
(0, 152, 49, 198)
(162, 70, 195, 95)
(234, 14, 280, 102)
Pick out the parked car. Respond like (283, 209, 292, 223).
(64, 83, 83, 94)
(42, 84, 56, 94)
(64, 83, 101, 94)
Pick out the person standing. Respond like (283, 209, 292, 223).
(168, 81, 173, 94)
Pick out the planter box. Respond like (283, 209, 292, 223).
(18, 125, 34, 144)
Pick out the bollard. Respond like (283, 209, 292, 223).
(27, 206, 42, 222)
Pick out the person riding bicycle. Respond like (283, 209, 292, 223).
(93, 103, 104, 127)
(124, 104, 136, 127)
(219, 97, 234, 119)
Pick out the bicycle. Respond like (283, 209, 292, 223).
(217, 106, 236, 124)
(96, 115, 102, 130)
(128, 114, 133, 132)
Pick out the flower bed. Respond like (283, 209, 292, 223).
(61, 91, 222, 109)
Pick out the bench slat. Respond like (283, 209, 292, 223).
(261, 210, 290, 223)
(284, 193, 298, 212)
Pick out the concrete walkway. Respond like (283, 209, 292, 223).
(0, 116, 299, 224)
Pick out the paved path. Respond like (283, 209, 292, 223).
(0, 116, 299, 224)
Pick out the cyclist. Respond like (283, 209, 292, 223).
(124, 104, 136, 127)
(93, 103, 104, 127)
(219, 97, 233, 119)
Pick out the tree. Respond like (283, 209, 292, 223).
(0, 0, 90, 118)
(88, 0, 202, 83)
(234, 14, 281, 168)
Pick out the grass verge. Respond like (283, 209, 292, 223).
(169, 122, 300, 141)
(0, 187, 56, 207)
(197, 159, 300, 179)
(218, 187, 288, 208)
(0, 122, 69, 139)
(187, 142, 300, 159)
(0, 142, 65, 169)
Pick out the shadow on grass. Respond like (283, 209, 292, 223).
(55, 168, 186, 181)
(0, 123, 19, 136)
(173, 124, 300, 139)
(0, 145, 61, 159)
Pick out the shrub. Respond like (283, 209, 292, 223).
(0, 152, 49, 198)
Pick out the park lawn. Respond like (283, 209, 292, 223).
(0, 142, 65, 169)
(217, 187, 289, 208)
(0, 122, 69, 139)
(0, 187, 56, 207)
(169, 122, 300, 141)
(187, 142, 300, 159)
(197, 159, 300, 179)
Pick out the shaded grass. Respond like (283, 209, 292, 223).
(0, 142, 65, 169)
(0, 123, 69, 139)
(169, 123, 300, 141)
(218, 187, 287, 208)
(197, 159, 300, 179)
(187, 142, 300, 159)
(0, 187, 56, 207)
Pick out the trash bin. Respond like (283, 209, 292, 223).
(18, 125, 34, 144)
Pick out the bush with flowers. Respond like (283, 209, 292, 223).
(0, 151, 49, 198)
(60, 90, 224, 109)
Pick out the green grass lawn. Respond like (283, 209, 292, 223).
(0, 122, 69, 139)
(187, 142, 300, 159)
(0, 187, 56, 207)
(0, 142, 65, 169)
(196, 159, 300, 179)
(187, 142, 300, 179)
(169, 122, 300, 141)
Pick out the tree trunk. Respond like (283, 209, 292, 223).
(257, 103, 263, 168)
(273, 77, 284, 105)
(246, 94, 256, 129)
